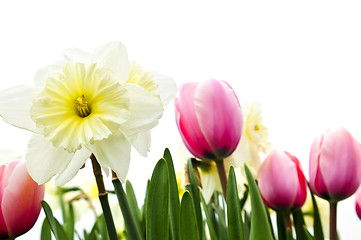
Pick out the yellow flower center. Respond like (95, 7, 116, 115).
(75, 95, 91, 118)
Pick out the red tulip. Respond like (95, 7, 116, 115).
(175, 79, 243, 160)
(309, 128, 361, 201)
(258, 150, 307, 211)
(0, 160, 45, 239)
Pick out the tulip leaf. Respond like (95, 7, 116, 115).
(146, 158, 169, 240)
(180, 191, 200, 240)
(292, 209, 306, 240)
(200, 193, 218, 240)
(113, 178, 143, 240)
(304, 226, 315, 240)
(185, 158, 204, 240)
(286, 228, 294, 240)
(213, 200, 228, 239)
(244, 165, 274, 240)
(126, 180, 142, 231)
(41, 218, 52, 240)
(309, 186, 324, 240)
(163, 148, 181, 240)
(227, 166, 245, 240)
(41, 200, 69, 240)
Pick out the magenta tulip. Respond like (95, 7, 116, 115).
(0, 160, 45, 239)
(258, 150, 307, 211)
(175, 79, 243, 161)
(309, 128, 361, 201)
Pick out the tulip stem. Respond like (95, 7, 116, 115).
(329, 201, 338, 240)
(215, 159, 227, 200)
(91, 154, 118, 240)
(284, 212, 292, 233)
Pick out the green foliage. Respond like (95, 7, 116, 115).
(180, 191, 199, 240)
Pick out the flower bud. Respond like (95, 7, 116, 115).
(175, 79, 243, 160)
(258, 150, 307, 211)
(309, 128, 361, 202)
(0, 160, 45, 239)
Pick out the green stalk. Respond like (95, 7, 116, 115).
(91, 154, 118, 240)
(329, 201, 338, 240)
(215, 159, 227, 200)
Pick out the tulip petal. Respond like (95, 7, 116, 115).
(152, 72, 177, 106)
(26, 134, 74, 184)
(89, 42, 130, 83)
(55, 147, 91, 186)
(90, 131, 131, 183)
(120, 83, 163, 137)
(2, 161, 44, 237)
(63, 48, 90, 62)
(0, 85, 41, 133)
(175, 82, 215, 159)
(130, 131, 151, 157)
(194, 80, 242, 158)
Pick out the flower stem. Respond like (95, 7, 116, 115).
(329, 201, 338, 240)
(284, 212, 292, 233)
(215, 159, 227, 200)
(91, 154, 118, 240)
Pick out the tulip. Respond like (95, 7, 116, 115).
(355, 186, 361, 220)
(175, 79, 243, 161)
(0, 160, 45, 239)
(309, 128, 361, 202)
(175, 79, 243, 199)
(258, 150, 307, 212)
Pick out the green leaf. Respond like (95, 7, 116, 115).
(304, 226, 315, 240)
(125, 181, 142, 232)
(243, 211, 251, 240)
(244, 165, 273, 240)
(163, 148, 181, 240)
(64, 203, 75, 240)
(41, 200, 69, 240)
(292, 209, 306, 240)
(185, 158, 203, 240)
(276, 212, 287, 240)
(286, 228, 294, 240)
(113, 178, 143, 240)
(180, 191, 200, 240)
(309, 187, 324, 240)
(227, 166, 245, 240)
(41, 218, 52, 240)
(96, 214, 110, 240)
(200, 193, 218, 240)
(213, 201, 228, 240)
(146, 158, 170, 240)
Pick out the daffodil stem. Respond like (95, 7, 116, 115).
(215, 159, 227, 200)
(112, 171, 143, 240)
(329, 201, 338, 240)
(91, 154, 118, 240)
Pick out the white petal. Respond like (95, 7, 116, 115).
(0, 85, 41, 133)
(33, 61, 65, 87)
(55, 147, 91, 186)
(130, 131, 151, 157)
(152, 72, 178, 106)
(89, 42, 130, 83)
(88, 131, 131, 183)
(0, 150, 21, 164)
(26, 134, 74, 184)
(63, 48, 90, 62)
(120, 83, 163, 137)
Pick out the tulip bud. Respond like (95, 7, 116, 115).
(0, 160, 45, 239)
(258, 150, 307, 211)
(175, 79, 243, 161)
(309, 128, 361, 202)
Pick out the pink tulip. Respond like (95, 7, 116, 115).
(258, 150, 307, 211)
(309, 128, 361, 202)
(175, 79, 243, 160)
(355, 186, 361, 220)
(0, 160, 45, 239)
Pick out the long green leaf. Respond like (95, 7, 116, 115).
(244, 165, 273, 240)
(309, 187, 324, 240)
(41, 218, 52, 240)
(180, 191, 200, 240)
(64, 203, 75, 240)
(125, 180, 142, 232)
(227, 166, 245, 240)
(164, 148, 181, 240)
(304, 226, 315, 240)
(185, 158, 203, 240)
(41, 200, 69, 240)
(146, 158, 169, 240)
(200, 193, 218, 240)
(113, 179, 143, 240)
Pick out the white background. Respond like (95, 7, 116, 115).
(1, 1, 361, 239)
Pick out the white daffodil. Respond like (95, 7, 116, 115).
(0, 42, 176, 186)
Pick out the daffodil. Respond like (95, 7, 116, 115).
(0, 42, 176, 185)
